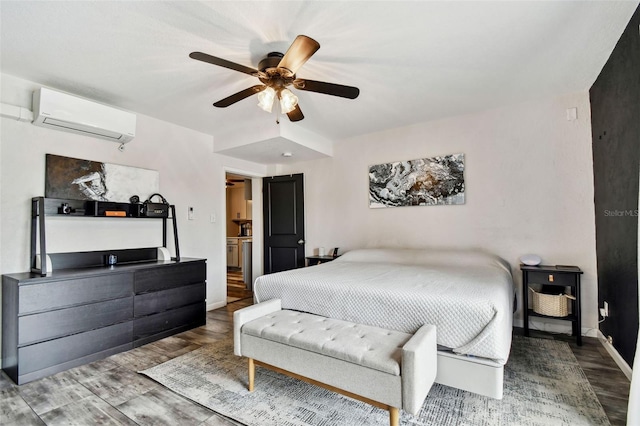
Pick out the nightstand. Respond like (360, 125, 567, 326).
(305, 255, 339, 266)
(521, 264, 583, 345)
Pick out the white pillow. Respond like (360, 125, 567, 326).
(336, 248, 509, 271)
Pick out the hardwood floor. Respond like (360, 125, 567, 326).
(514, 327, 631, 425)
(1, 300, 631, 425)
(227, 269, 252, 302)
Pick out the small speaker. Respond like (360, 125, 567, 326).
(520, 254, 541, 266)
(157, 247, 171, 261)
(35, 254, 53, 274)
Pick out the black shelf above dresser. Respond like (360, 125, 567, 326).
(30, 197, 181, 276)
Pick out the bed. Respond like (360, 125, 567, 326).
(253, 248, 515, 399)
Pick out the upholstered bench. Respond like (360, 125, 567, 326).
(233, 299, 437, 426)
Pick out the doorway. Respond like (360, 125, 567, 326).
(226, 172, 253, 303)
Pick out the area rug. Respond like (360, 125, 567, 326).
(139, 336, 610, 426)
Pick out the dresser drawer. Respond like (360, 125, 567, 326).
(19, 297, 133, 346)
(19, 274, 133, 314)
(527, 271, 575, 287)
(134, 261, 206, 293)
(18, 321, 132, 375)
(133, 302, 205, 341)
(134, 283, 205, 317)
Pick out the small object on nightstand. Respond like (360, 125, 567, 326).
(520, 264, 583, 346)
(555, 265, 581, 271)
(519, 254, 541, 266)
(305, 254, 339, 266)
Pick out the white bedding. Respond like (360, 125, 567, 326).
(254, 248, 514, 365)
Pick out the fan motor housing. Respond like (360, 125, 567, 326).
(258, 52, 295, 88)
(258, 52, 284, 71)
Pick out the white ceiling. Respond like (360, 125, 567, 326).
(1, 1, 637, 163)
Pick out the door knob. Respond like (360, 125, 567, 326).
(298, 239, 305, 245)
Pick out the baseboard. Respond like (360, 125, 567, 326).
(513, 318, 598, 338)
(597, 330, 633, 381)
(207, 300, 226, 311)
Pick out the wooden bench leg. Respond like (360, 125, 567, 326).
(389, 406, 399, 426)
(250, 358, 404, 425)
(248, 358, 255, 392)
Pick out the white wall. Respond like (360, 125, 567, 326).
(277, 92, 599, 332)
(0, 74, 268, 365)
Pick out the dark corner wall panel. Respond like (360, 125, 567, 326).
(590, 5, 640, 366)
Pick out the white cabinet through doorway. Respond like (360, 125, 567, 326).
(227, 239, 239, 267)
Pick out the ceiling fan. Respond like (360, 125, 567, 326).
(189, 35, 360, 122)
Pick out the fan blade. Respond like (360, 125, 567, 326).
(277, 35, 320, 74)
(213, 85, 266, 108)
(190, 52, 258, 76)
(287, 104, 304, 122)
(293, 79, 359, 99)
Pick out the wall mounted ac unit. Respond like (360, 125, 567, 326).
(32, 87, 136, 143)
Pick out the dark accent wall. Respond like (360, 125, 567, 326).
(590, 5, 640, 366)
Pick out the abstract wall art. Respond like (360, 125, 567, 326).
(369, 153, 465, 208)
(45, 154, 159, 202)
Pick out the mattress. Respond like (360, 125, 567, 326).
(254, 248, 514, 365)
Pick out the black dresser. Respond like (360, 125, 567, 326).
(2, 258, 206, 384)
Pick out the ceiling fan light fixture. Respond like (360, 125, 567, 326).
(279, 88, 298, 114)
(191, 35, 359, 122)
(257, 86, 276, 112)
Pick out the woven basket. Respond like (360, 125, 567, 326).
(529, 287, 576, 317)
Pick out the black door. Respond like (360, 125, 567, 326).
(263, 174, 305, 273)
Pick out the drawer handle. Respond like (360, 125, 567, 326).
(548, 274, 554, 282)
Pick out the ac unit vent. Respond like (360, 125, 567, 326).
(32, 88, 136, 143)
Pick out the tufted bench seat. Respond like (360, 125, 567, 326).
(233, 299, 437, 426)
